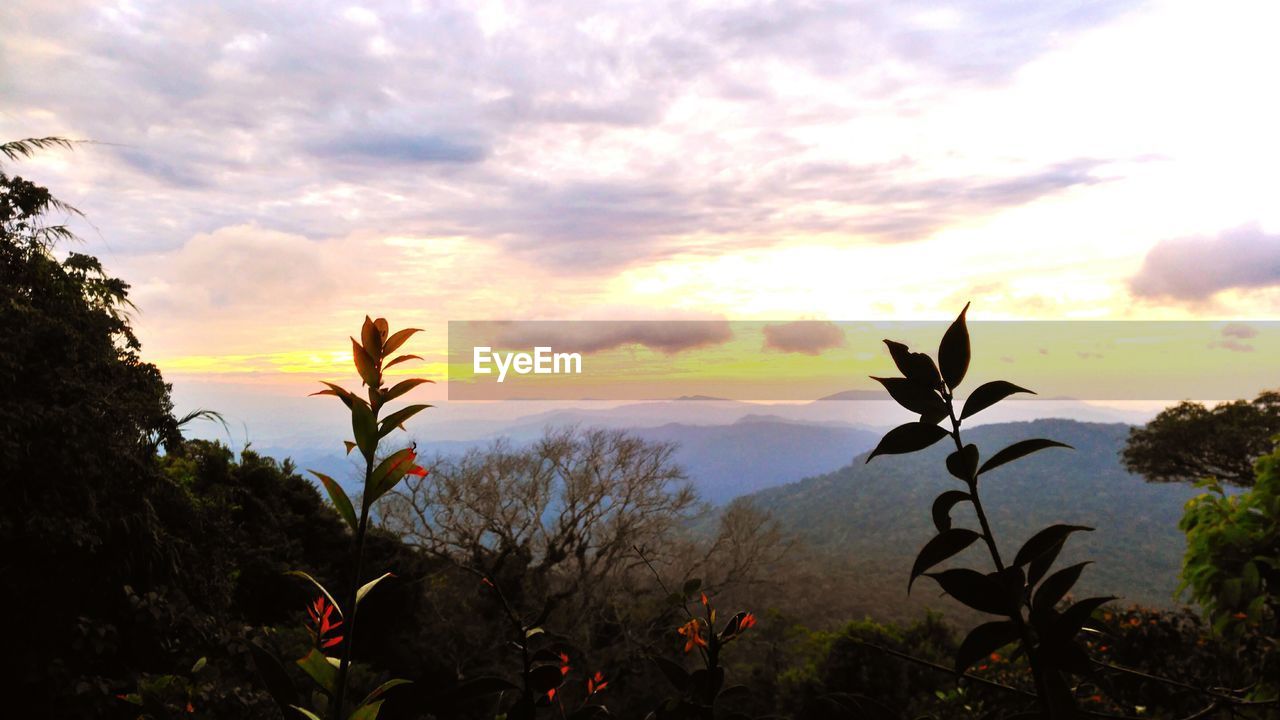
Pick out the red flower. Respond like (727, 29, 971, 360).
(306, 595, 344, 650)
(559, 652, 571, 676)
(546, 688, 557, 702)
(677, 618, 708, 653)
(586, 670, 608, 695)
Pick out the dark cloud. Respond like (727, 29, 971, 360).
(762, 321, 846, 355)
(488, 321, 734, 355)
(1130, 224, 1280, 301)
(310, 133, 489, 164)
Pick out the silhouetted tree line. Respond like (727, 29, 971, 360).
(2, 140, 1275, 719)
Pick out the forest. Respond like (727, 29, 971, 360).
(2, 138, 1277, 719)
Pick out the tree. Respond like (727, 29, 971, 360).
(1123, 391, 1280, 487)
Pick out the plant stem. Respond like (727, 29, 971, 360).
(330, 454, 374, 719)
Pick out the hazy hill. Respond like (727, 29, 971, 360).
(741, 419, 1202, 617)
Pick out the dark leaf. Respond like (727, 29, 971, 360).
(866, 422, 950, 463)
(352, 401, 378, 461)
(954, 620, 1019, 675)
(507, 698, 536, 720)
(883, 340, 942, 388)
(652, 656, 690, 692)
(448, 676, 518, 702)
(938, 302, 970, 390)
(249, 644, 299, 712)
(1033, 562, 1092, 612)
(382, 327, 422, 357)
(1053, 596, 1117, 642)
(378, 404, 432, 439)
(1012, 525, 1092, 572)
(910, 529, 981, 591)
(361, 316, 382, 360)
(946, 444, 979, 482)
(927, 569, 1012, 615)
(960, 380, 1035, 420)
(382, 378, 433, 404)
(871, 377, 945, 417)
(569, 707, 610, 720)
(682, 578, 702, 597)
(309, 471, 357, 531)
(352, 337, 379, 388)
(528, 665, 565, 694)
(932, 490, 971, 532)
(978, 439, 1072, 476)
(689, 667, 724, 704)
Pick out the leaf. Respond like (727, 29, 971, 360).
(310, 471, 358, 531)
(286, 571, 342, 618)
(352, 401, 378, 461)
(955, 620, 1019, 675)
(356, 572, 395, 605)
(361, 316, 382, 360)
(191, 656, 207, 673)
(946, 444, 979, 482)
(1033, 562, 1092, 612)
(883, 340, 943, 389)
(359, 679, 412, 709)
(383, 354, 422, 371)
(910, 529, 982, 591)
(378, 404, 432, 438)
(652, 656, 690, 692)
(529, 665, 565, 694)
(311, 381, 357, 410)
(938, 302, 970, 390)
(1052, 596, 1116, 641)
(290, 707, 324, 720)
(569, 707, 610, 720)
(1012, 524, 1092, 576)
(690, 666, 725, 704)
(932, 490, 971, 532)
(349, 700, 383, 720)
(866, 422, 950, 463)
(249, 644, 299, 711)
(871, 377, 945, 417)
(682, 578, 702, 596)
(367, 447, 417, 503)
(449, 676, 519, 701)
(927, 569, 1012, 615)
(296, 648, 337, 694)
(382, 328, 421, 357)
(382, 378, 433, 404)
(978, 439, 1072, 476)
(960, 380, 1035, 420)
(352, 337, 379, 388)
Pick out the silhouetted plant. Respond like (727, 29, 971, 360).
(253, 317, 435, 719)
(866, 304, 1112, 718)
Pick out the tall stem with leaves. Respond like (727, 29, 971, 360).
(296, 316, 433, 719)
(865, 304, 1114, 718)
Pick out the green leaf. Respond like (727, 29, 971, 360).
(960, 380, 1035, 420)
(296, 648, 338, 694)
(932, 490, 971, 532)
(978, 439, 1072, 476)
(927, 569, 1012, 615)
(349, 701, 383, 720)
(910, 529, 982, 591)
(866, 422, 950, 463)
(311, 470, 358, 531)
(378, 404, 432, 439)
(358, 679, 411, 709)
(871, 376, 945, 417)
(285, 571, 342, 618)
(382, 327, 421, 356)
(938, 302, 970, 390)
(954, 620, 1018, 675)
(946, 445, 979, 482)
(356, 572, 395, 605)
(382, 378, 433, 404)
(290, 706, 324, 720)
(367, 447, 418, 503)
(352, 401, 378, 461)
(1033, 561, 1092, 612)
(352, 337, 379, 388)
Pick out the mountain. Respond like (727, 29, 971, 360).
(631, 417, 879, 503)
(740, 419, 1202, 618)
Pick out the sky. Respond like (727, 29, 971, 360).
(3, 0, 1280, 420)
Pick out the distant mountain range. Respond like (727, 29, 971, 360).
(737, 418, 1202, 617)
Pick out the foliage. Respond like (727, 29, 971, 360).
(866, 304, 1112, 717)
(1123, 391, 1280, 487)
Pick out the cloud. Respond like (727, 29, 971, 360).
(1222, 322, 1257, 339)
(1130, 224, 1280, 301)
(488, 320, 734, 354)
(310, 133, 489, 164)
(762, 321, 846, 355)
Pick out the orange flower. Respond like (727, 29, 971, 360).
(740, 612, 757, 631)
(700, 592, 709, 608)
(677, 618, 708, 653)
(586, 670, 608, 695)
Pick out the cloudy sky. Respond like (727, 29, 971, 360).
(3, 0, 1280, 402)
